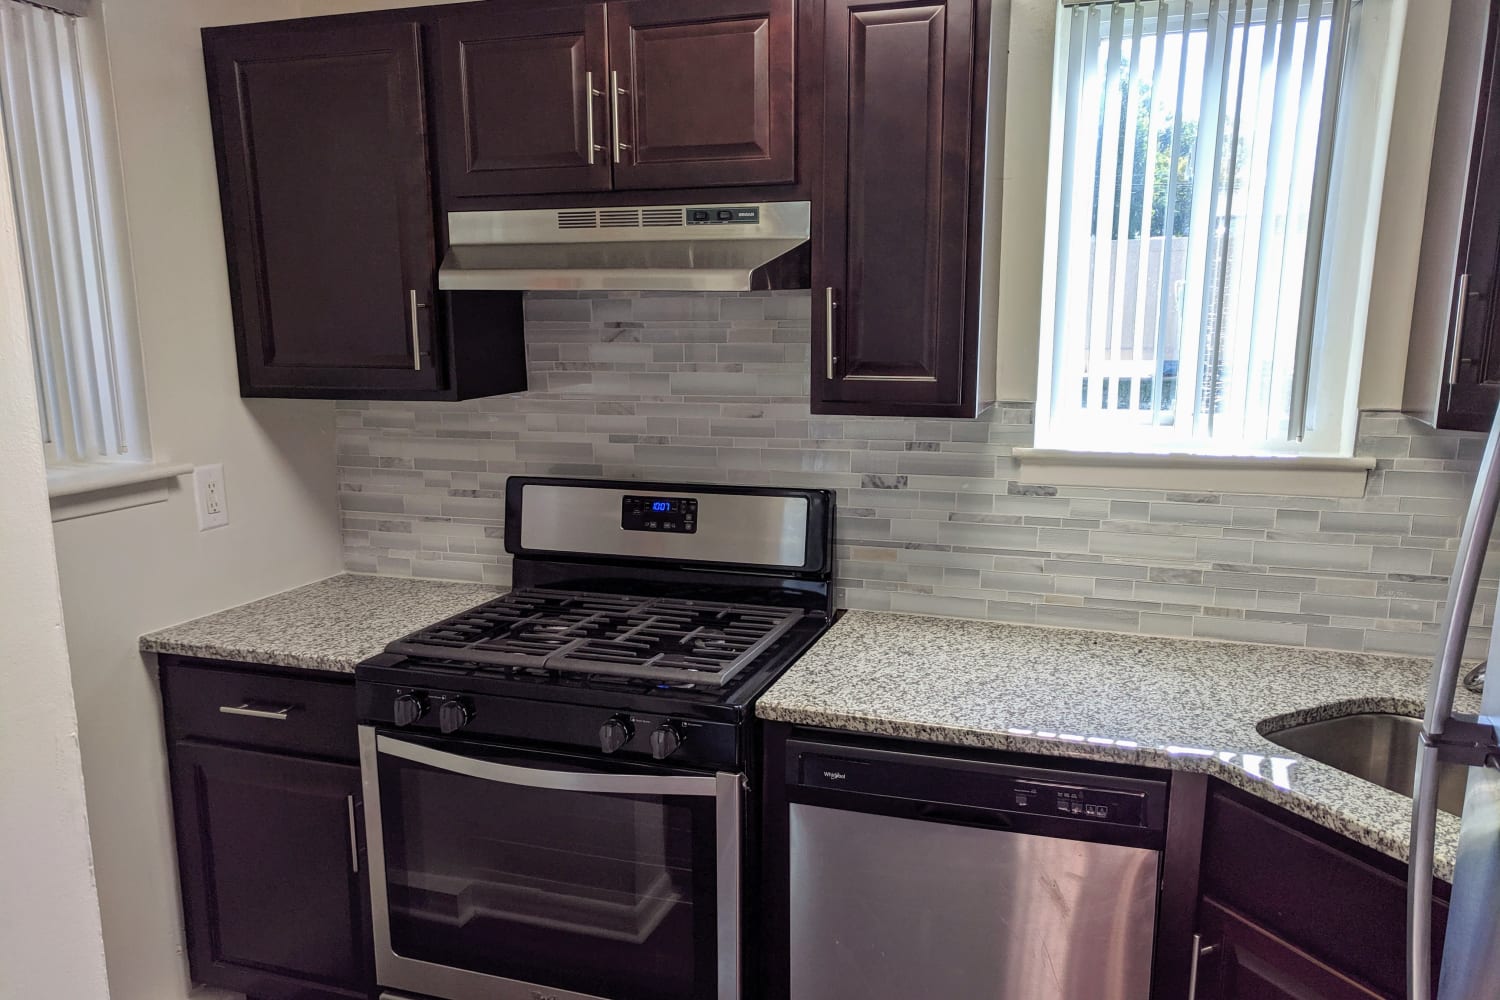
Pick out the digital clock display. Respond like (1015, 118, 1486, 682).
(622, 495, 698, 534)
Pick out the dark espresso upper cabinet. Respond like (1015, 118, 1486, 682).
(205, 22, 441, 396)
(203, 19, 528, 400)
(436, 4, 612, 197)
(812, 0, 1006, 418)
(1408, 0, 1500, 430)
(608, 0, 795, 190)
(432, 0, 795, 201)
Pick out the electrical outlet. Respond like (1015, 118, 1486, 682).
(194, 464, 229, 531)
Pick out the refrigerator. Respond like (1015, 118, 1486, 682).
(1407, 406, 1500, 1000)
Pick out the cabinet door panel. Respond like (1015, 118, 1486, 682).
(170, 741, 367, 998)
(205, 23, 441, 395)
(1198, 899, 1387, 1000)
(814, 0, 975, 414)
(437, 4, 611, 197)
(609, 0, 795, 189)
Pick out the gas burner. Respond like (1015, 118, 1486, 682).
(384, 589, 804, 688)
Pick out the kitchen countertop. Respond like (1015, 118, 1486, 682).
(758, 610, 1478, 881)
(139, 574, 499, 673)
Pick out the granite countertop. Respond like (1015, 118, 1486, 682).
(140, 574, 499, 673)
(758, 610, 1480, 881)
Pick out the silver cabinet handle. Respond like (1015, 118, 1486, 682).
(610, 69, 629, 163)
(408, 289, 424, 372)
(1450, 272, 1471, 384)
(825, 287, 838, 380)
(218, 703, 293, 721)
(584, 70, 601, 165)
(1187, 933, 1218, 1000)
(346, 795, 359, 874)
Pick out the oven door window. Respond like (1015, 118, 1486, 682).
(372, 734, 729, 1000)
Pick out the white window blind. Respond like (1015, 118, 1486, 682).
(1037, 0, 1364, 457)
(0, 0, 146, 469)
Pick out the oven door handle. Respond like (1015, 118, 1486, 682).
(374, 733, 723, 797)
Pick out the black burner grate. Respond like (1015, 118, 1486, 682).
(385, 589, 804, 687)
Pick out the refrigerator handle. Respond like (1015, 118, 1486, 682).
(1408, 406, 1500, 1000)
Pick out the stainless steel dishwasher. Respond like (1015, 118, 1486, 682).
(784, 738, 1168, 1000)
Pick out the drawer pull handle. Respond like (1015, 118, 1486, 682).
(218, 703, 294, 721)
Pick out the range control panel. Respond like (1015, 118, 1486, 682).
(622, 495, 698, 534)
(687, 205, 761, 225)
(797, 752, 1155, 829)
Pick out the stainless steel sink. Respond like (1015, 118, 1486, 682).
(1264, 713, 1469, 816)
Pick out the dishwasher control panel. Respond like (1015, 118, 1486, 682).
(796, 750, 1159, 830)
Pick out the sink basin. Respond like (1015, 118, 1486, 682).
(1264, 713, 1469, 816)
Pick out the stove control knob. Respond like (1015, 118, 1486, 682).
(392, 692, 428, 727)
(599, 716, 635, 754)
(650, 724, 684, 761)
(437, 698, 473, 735)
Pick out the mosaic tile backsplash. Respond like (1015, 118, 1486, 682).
(337, 291, 1496, 659)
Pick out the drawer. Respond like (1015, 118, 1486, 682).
(161, 658, 357, 762)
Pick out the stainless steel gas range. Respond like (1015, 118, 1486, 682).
(354, 477, 835, 1000)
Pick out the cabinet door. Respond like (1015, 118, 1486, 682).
(169, 741, 368, 1000)
(607, 0, 795, 190)
(436, 4, 611, 197)
(1441, 1, 1500, 429)
(813, 0, 977, 416)
(1197, 899, 1388, 1000)
(205, 23, 441, 396)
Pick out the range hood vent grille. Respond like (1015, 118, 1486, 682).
(554, 207, 688, 231)
(441, 202, 812, 292)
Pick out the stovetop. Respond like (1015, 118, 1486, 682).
(355, 476, 835, 771)
(384, 588, 805, 689)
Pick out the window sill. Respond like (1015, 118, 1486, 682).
(1012, 448, 1375, 498)
(47, 461, 193, 522)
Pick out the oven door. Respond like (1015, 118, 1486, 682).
(360, 727, 742, 1000)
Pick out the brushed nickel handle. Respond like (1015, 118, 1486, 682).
(1187, 933, 1219, 1000)
(409, 289, 424, 372)
(218, 703, 293, 721)
(825, 287, 837, 380)
(584, 70, 600, 165)
(611, 70, 629, 163)
(346, 795, 359, 874)
(1450, 272, 1471, 385)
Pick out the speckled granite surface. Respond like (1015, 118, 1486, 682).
(139, 574, 499, 673)
(758, 610, 1482, 881)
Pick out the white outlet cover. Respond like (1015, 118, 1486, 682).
(194, 464, 229, 531)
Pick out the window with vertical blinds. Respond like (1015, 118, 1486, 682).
(0, 0, 147, 470)
(1036, 0, 1370, 457)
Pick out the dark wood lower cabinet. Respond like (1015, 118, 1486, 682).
(160, 658, 370, 1000)
(1196, 784, 1449, 1000)
(170, 742, 369, 1000)
(1196, 898, 1386, 1000)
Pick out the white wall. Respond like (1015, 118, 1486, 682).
(0, 93, 111, 1000)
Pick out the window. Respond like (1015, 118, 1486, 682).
(0, 0, 149, 472)
(1035, 0, 1390, 458)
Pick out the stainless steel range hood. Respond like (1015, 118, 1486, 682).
(438, 201, 811, 293)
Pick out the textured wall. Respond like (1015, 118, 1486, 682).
(338, 291, 1494, 659)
